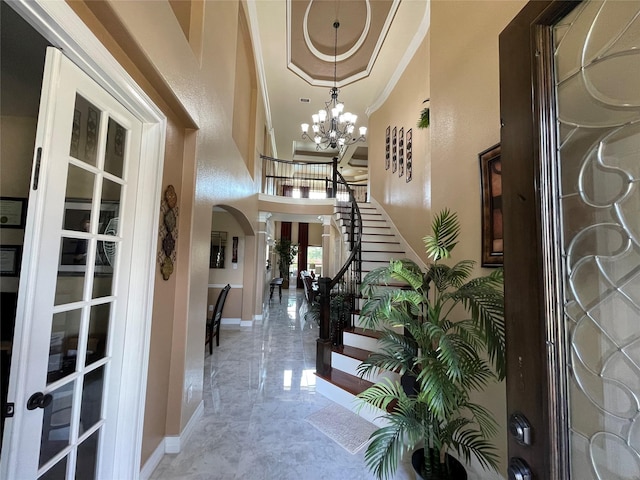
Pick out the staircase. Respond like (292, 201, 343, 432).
(315, 202, 408, 425)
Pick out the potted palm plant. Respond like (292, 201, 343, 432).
(356, 209, 505, 480)
(274, 238, 298, 288)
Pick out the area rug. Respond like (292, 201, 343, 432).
(305, 404, 377, 454)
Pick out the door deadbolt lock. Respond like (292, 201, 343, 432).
(509, 412, 532, 446)
(508, 457, 532, 480)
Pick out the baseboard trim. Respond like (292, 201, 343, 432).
(165, 400, 204, 454)
(139, 439, 166, 480)
(240, 320, 253, 327)
(221, 317, 242, 326)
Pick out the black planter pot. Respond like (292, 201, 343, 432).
(411, 448, 467, 480)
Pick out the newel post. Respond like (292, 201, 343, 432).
(316, 277, 332, 376)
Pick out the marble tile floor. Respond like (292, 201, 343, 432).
(151, 289, 413, 480)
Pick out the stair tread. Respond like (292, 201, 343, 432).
(315, 368, 373, 397)
(346, 326, 384, 339)
(333, 344, 372, 362)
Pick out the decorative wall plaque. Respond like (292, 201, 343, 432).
(385, 126, 390, 170)
(406, 128, 413, 183)
(158, 185, 179, 280)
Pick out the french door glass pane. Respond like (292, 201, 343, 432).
(80, 366, 104, 432)
(75, 430, 99, 479)
(553, 1, 640, 478)
(104, 117, 126, 178)
(38, 456, 67, 480)
(48, 310, 82, 384)
(54, 251, 85, 305)
(69, 95, 101, 166)
(39, 381, 75, 467)
(86, 304, 109, 365)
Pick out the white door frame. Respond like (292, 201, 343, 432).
(2, 1, 166, 478)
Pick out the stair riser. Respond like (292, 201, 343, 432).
(332, 352, 400, 384)
(360, 242, 402, 252)
(361, 251, 404, 261)
(361, 233, 396, 243)
(343, 331, 381, 352)
(362, 260, 396, 272)
(362, 226, 391, 235)
(315, 376, 389, 427)
(353, 313, 404, 333)
(336, 212, 383, 223)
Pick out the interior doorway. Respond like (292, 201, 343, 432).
(0, 0, 50, 448)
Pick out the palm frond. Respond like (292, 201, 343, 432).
(450, 279, 505, 379)
(423, 208, 460, 261)
(363, 407, 423, 480)
(450, 427, 500, 472)
(463, 402, 499, 438)
(387, 259, 425, 291)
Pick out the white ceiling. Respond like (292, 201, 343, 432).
(248, 0, 430, 179)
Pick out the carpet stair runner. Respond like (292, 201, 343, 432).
(316, 202, 408, 425)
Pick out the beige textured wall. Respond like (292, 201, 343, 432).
(369, 34, 430, 262)
(68, 0, 265, 466)
(429, 1, 526, 475)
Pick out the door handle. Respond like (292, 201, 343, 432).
(27, 392, 53, 410)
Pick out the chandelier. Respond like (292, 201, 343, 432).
(301, 21, 367, 151)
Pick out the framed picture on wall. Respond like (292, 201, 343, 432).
(479, 143, 503, 267)
(210, 231, 227, 268)
(0, 197, 27, 229)
(0, 245, 22, 276)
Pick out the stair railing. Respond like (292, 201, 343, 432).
(316, 167, 362, 376)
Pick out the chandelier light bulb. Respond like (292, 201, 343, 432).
(336, 103, 344, 113)
(359, 126, 367, 136)
(314, 136, 321, 144)
(312, 114, 319, 124)
(301, 123, 309, 133)
(312, 124, 319, 133)
(331, 107, 339, 118)
(318, 110, 327, 122)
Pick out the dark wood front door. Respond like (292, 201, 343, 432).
(500, 1, 640, 478)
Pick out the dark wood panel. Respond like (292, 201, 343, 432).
(499, 1, 581, 478)
(499, 1, 553, 477)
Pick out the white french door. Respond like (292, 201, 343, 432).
(2, 47, 142, 479)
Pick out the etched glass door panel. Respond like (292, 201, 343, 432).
(553, 2, 640, 478)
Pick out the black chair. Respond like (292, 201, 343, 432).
(206, 284, 230, 354)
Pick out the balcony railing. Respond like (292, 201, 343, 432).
(261, 155, 367, 202)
